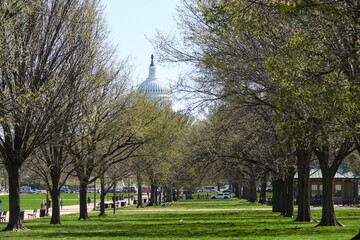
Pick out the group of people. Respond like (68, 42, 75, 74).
(40, 199, 51, 209)
(41, 199, 64, 209)
(197, 193, 210, 199)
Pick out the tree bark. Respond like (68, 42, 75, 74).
(284, 174, 295, 218)
(113, 181, 116, 215)
(316, 168, 342, 226)
(238, 184, 242, 199)
(50, 188, 61, 224)
(99, 174, 106, 216)
(281, 179, 287, 216)
(78, 180, 89, 220)
(3, 163, 27, 231)
(176, 188, 180, 201)
(136, 174, 143, 208)
(248, 177, 257, 203)
(314, 139, 353, 226)
(242, 185, 247, 200)
(172, 188, 177, 201)
(232, 183, 238, 198)
(272, 179, 282, 212)
(295, 147, 315, 222)
(260, 181, 266, 204)
(147, 183, 157, 206)
(166, 185, 172, 202)
(158, 187, 162, 205)
(49, 161, 62, 225)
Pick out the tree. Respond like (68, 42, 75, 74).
(138, 105, 190, 206)
(264, 1, 360, 226)
(27, 139, 74, 224)
(97, 160, 130, 216)
(0, 0, 108, 231)
(153, 0, 317, 221)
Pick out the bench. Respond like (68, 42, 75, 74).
(0, 211, 7, 222)
(27, 209, 37, 219)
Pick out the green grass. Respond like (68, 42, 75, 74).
(0, 207, 359, 239)
(0, 193, 135, 211)
(0, 196, 359, 239)
(123, 198, 272, 210)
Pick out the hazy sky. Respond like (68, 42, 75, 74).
(102, 0, 181, 89)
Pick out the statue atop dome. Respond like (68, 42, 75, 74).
(138, 54, 172, 107)
(150, 54, 155, 67)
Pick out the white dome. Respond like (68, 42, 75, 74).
(138, 55, 172, 105)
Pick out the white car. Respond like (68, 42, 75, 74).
(211, 193, 231, 199)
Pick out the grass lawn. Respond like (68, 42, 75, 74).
(0, 193, 135, 211)
(123, 198, 272, 210)
(0, 198, 359, 239)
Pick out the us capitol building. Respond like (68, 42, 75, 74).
(138, 55, 172, 107)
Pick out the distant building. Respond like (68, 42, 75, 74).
(294, 165, 360, 205)
(138, 54, 172, 107)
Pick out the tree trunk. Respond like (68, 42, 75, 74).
(49, 164, 62, 225)
(249, 178, 257, 203)
(113, 181, 116, 215)
(238, 184, 242, 199)
(281, 179, 287, 215)
(147, 183, 157, 206)
(272, 179, 282, 212)
(295, 147, 315, 222)
(314, 139, 352, 226)
(351, 228, 360, 240)
(50, 188, 61, 224)
(166, 186, 172, 202)
(172, 188, 177, 201)
(136, 174, 143, 208)
(260, 182, 266, 204)
(232, 183, 238, 198)
(158, 187, 162, 205)
(78, 180, 89, 220)
(3, 163, 27, 231)
(316, 169, 342, 226)
(243, 185, 247, 199)
(99, 174, 106, 216)
(284, 174, 295, 218)
(176, 188, 180, 201)
(154, 186, 158, 205)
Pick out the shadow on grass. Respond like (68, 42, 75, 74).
(0, 207, 359, 239)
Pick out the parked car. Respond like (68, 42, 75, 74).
(211, 193, 231, 199)
(30, 189, 41, 194)
(224, 192, 232, 197)
(182, 194, 194, 200)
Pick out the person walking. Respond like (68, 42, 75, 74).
(88, 197, 91, 205)
(60, 199, 63, 209)
(41, 199, 44, 209)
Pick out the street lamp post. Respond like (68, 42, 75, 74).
(128, 178, 131, 206)
(93, 182, 96, 211)
(113, 181, 116, 214)
(46, 189, 49, 216)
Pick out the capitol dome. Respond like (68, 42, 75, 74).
(139, 55, 172, 106)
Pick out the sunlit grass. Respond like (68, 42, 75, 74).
(0, 196, 359, 239)
(0, 193, 133, 211)
(0, 207, 359, 239)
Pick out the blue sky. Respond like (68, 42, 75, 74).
(102, 0, 181, 91)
